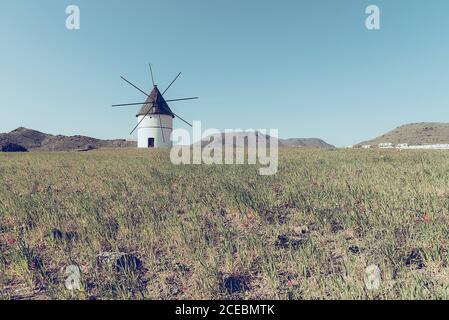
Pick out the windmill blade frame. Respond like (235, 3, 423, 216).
(149, 64, 155, 86)
(112, 97, 198, 107)
(130, 104, 154, 135)
(171, 111, 192, 127)
(166, 97, 199, 103)
(158, 115, 166, 143)
(120, 76, 150, 97)
(162, 72, 182, 96)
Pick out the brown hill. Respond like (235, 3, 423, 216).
(0, 127, 49, 150)
(0, 127, 136, 152)
(357, 122, 449, 146)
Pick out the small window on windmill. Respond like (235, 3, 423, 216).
(148, 138, 155, 148)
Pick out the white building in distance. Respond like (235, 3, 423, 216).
(378, 143, 394, 149)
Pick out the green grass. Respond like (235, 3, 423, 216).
(1, 148, 449, 300)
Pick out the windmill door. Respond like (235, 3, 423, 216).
(148, 138, 155, 148)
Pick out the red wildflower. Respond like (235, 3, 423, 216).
(421, 213, 430, 222)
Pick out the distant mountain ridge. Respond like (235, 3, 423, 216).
(1, 128, 334, 152)
(357, 122, 449, 147)
(0, 127, 136, 152)
(279, 137, 334, 148)
(198, 132, 334, 148)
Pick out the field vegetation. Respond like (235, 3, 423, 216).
(1, 148, 449, 299)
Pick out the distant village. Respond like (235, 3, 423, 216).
(349, 143, 449, 150)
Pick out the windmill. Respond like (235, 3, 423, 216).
(113, 64, 198, 148)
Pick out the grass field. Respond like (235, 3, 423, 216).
(1, 148, 449, 300)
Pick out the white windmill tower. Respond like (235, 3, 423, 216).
(113, 64, 198, 148)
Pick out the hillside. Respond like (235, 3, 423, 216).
(279, 137, 334, 148)
(199, 132, 334, 148)
(0, 127, 136, 152)
(0, 128, 333, 152)
(358, 122, 449, 146)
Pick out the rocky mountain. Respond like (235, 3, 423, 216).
(357, 123, 449, 147)
(0, 127, 136, 152)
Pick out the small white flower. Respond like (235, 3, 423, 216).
(364, 264, 381, 290)
(65, 265, 82, 291)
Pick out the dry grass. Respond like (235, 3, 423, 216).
(1, 148, 449, 300)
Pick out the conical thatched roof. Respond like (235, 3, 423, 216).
(136, 86, 174, 117)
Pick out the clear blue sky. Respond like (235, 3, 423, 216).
(1, 0, 449, 146)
